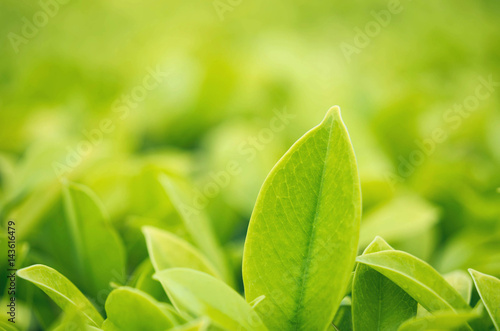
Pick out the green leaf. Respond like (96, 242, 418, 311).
(332, 297, 353, 331)
(128, 258, 168, 302)
(356, 250, 470, 312)
(469, 269, 500, 330)
(169, 318, 210, 331)
(397, 310, 479, 331)
(242, 107, 362, 331)
(158, 175, 231, 284)
(102, 287, 175, 331)
(0, 320, 20, 331)
(62, 181, 126, 295)
(352, 237, 417, 331)
(17, 264, 104, 327)
(143, 226, 221, 278)
(154, 268, 268, 331)
(444, 270, 473, 304)
(51, 308, 103, 331)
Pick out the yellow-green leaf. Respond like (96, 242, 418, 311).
(397, 310, 479, 331)
(352, 237, 417, 331)
(154, 268, 267, 331)
(102, 287, 175, 331)
(469, 269, 500, 330)
(243, 107, 362, 331)
(143, 226, 221, 278)
(17, 264, 103, 327)
(356, 250, 469, 312)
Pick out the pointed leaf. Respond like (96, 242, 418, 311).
(352, 237, 417, 331)
(62, 181, 126, 295)
(469, 269, 500, 330)
(102, 287, 175, 331)
(159, 175, 231, 284)
(154, 268, 268, 331)
(242, 107, 361, 331)
(143, 226, 221, 278)
(17, 264, 103, 327)
(356, 250, 469, 312)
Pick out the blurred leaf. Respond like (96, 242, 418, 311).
(243, 107, 361, 331)
(143, 226, 222, 278)
(0, 320, 19, 331)
(154, 268, 267, 331)
(169, 318, 210, 331)
(17, 264, 103, 327)
(50, 308, 103, 331)
(159, 174, 232, 285)
(127, 258, 168, 302)
(332, 297, 353, 331)
(8, 181, 60, 241)
(359, 195, 439, 249)
(102, 287, 175, 331)
(62, 181, 126, 296)
(444, 270, 473, 304)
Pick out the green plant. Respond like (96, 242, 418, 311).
(17, 108, 500, 331)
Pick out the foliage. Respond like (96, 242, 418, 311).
(8, 109, 499, 330)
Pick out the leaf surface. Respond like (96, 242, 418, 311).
(154, 268, 267, 331)
(352, 237, 417, 331)
(243, 107, 361, 331)
(159, 175, 231, 284)
(17, 264, 103, 327)
(356, 250, 469, 313)
(444, 270, 473, 304)
(143, 226, 221, 278)
(102, 287, 175, 331)
(169, 318, 210, 331)
(397, 310, 479, 331)
(469, 269, 500, 330)
(62, 181, 126, 295)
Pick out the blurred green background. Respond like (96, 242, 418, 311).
(1, 0, 499, 329)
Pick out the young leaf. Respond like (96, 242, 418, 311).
(444, 270, 473, 304)
(159, 175, 232, 284)
(17, 264, 104, 327)
(397, 310, 479, 331)
(143, 226, 222, 278)
(356, 251, 470, 312)
(102, 287, 175, 331)
(352, 237, 417, 331)
(242, 107, 362, 331)
(469, 269, 500, 330)
(128, 258, 168, 302)
(62, 181, 126, 295)
(154, 268, 268, 331)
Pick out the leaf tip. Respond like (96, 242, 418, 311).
(17, 264, 44, 278)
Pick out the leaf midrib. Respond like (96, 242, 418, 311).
(291, 118, 334, 328)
